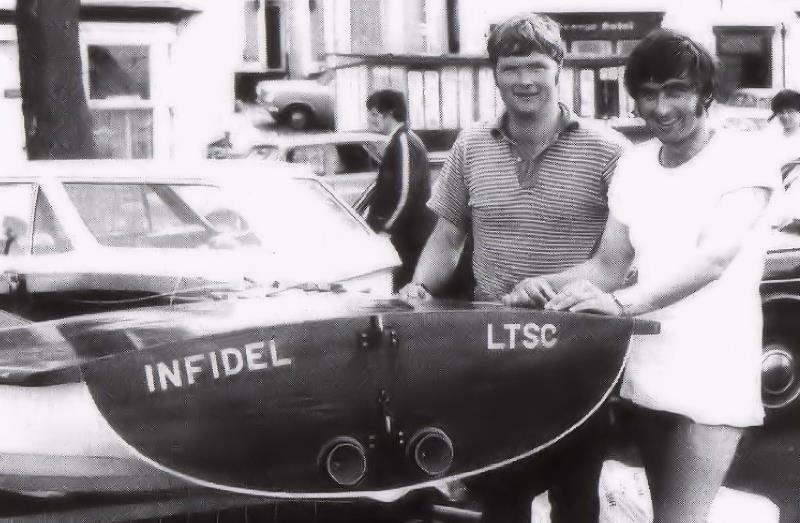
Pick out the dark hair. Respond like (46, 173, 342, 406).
(366, 89, 407, 122)
(624, 29, 718, 110)
(771, 89, 800, 116)
(487, 13, 565, 67)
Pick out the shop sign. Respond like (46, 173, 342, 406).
(546, 12, 663, 40)
(718, 33, 766, 54)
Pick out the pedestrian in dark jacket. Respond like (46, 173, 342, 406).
(365, 89, 435, 290)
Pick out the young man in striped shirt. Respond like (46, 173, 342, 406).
(400, 13, 627, 523)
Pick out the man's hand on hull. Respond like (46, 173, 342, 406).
(399, 281, 433, 301)
(545, 280, 621, 315)
(502, 277, 556, 307)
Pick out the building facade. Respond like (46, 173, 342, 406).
(325, 0, 800, 133)
(1, 0, 796, 161)
(0, 0, 274, 162)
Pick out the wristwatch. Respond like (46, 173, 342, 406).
(414, 282, 432, 297)
(609, 292, 631, 317)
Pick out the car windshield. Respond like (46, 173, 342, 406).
(212, 177, 370, 250)
(63, 178, 368, 251)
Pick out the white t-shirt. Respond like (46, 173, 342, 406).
(762, 122, 800, 169)
(609, 131, 779, 427)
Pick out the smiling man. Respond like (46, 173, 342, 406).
(505, 28, 778, 523)
(399, 12, 626, 523)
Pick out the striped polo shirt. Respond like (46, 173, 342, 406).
(429, 106, 627, 301)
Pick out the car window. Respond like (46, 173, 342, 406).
(0, 183, 36, 256)
(334, 144, 380, 174)
(309, 69, 335, 85)
(286, 145, 329, 175)
(64, 183, 213, 248)
(32, 192, 72, 255)
(288, 143, 381, 176)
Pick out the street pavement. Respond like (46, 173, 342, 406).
(3, 423, 798, 523)
(728, 420, 800, 523)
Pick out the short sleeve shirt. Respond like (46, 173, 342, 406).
(610, 131, 779, 427)
(429, 109, 627, 301)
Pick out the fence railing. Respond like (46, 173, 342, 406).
(330, 52, 643, 135)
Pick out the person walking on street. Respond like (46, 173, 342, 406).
(400, 13, 627, 523)
(505, 29, 778, 523)
(365, 89, 435, 291)
(771, 88, 800, 138)
(766, 89, 800, 175)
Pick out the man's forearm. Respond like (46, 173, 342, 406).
(543, 255, 630, 292)
(412, 240, 464, 295)
(410, 221, 466, 295)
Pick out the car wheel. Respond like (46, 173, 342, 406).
(284, 106, 314, 131)
(762, 301, 800, 423)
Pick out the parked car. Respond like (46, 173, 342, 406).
(256, 70, 335, 130)
(0, 160, 399, 321)
(209, 131, 387, 204)
(760, 227, 800, 419)
(713, 89, 773, 132)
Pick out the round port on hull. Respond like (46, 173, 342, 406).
(407, 427, 454, 477)
(320, 437, 367, 487)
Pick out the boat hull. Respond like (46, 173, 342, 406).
(67, 298, 649, 498)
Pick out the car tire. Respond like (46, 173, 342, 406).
(762, 300, 800, 425)
(284, 106, 314, 131)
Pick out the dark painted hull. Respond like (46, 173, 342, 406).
(0, 295, 656, 499)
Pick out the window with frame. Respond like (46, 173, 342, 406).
(241, 0, 287, 71)
(715, 28, 774, 89)
(265, 0, 285, 70)
(88, 44, 154, 159)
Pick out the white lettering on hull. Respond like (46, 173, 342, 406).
(144, 338, 292, 393)
(487, 323, 559, 350)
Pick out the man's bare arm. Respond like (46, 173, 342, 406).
(399, 218, 466, 299)
(503, 216, 634, 306)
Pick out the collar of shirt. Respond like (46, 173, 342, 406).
(387, 122, 406, 142)
(489, 103, 580, 143)
(489, 103, 580, 188)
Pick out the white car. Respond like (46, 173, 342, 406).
(0, 159, 399, 321)
(255, 70, 336, 130)
(209, 131, 387, 205)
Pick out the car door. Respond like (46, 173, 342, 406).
(0, 183, 74, 317)
(288, 143, 380, 205)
